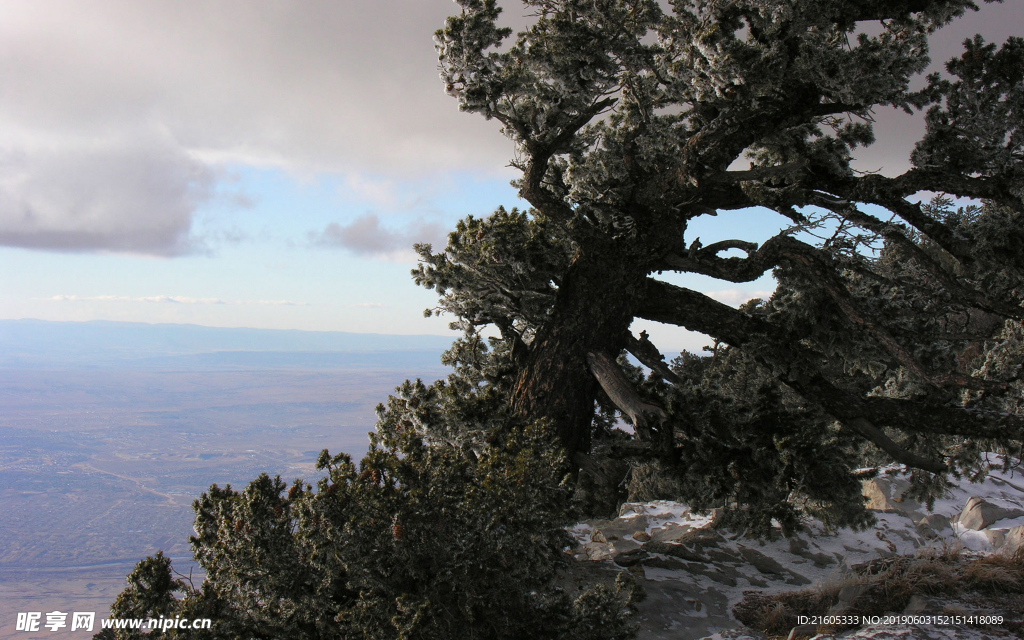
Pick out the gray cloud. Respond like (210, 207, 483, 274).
(312, 213, 446, 261)
(0, 138, 213, 255)
(0, 0, 518, 254)
(0, 0, 1017, 253)
(0, 1, 519, 174)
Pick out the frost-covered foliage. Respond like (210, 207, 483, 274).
(97, 416, 642, 640)
(423, 0, 1024, 530)
(413, 206, 572, 343)
(104, 1, 1024, 634)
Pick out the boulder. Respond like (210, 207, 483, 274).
(618, 502, 648, 517)
(593, 515, 650, 541)
(827, 583, 870, 614)
(861, 476, 923, 519)
(957, 496, 1024, 531)
(862, 477, 900, 512)
(650, 522, 692, 542)
(984, 529, 1006, 549)
(917, 513, 951, 532)
(1004, 525, 1024, 554)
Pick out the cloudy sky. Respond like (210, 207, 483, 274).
(0, 0, 1018, 351)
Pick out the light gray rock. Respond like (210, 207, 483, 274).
(1004, 525, 1024, 554)
(983, 528, 1006, 549)
(957, 496, 1024, 531)
(651, 522, 692, 542)
(918, 513, 951, 532)
(619, 502, 649, 517)
(594, 515, 651, 541)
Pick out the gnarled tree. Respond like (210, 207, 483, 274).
(418, 0, 1024, 525)
(101, 2, 1024, 635)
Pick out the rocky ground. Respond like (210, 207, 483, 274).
(568, 458, 1024, 639)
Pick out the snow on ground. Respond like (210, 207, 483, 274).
(569, 455, 1024, 640)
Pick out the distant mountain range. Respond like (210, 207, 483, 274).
(0, 319, 455, 370)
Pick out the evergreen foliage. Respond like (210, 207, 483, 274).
(418, 0, 1024, 528)
(105, 1, 1024, 636)
(97, 415, 641, 639)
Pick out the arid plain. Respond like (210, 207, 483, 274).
(0, 321, 450, 638)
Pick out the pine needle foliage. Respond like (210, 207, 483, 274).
(98, 415, 641, 639)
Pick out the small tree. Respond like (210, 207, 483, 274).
(97, 410, 641, 639)
(417, 0, 1024, 524)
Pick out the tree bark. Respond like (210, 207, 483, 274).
(509, 245, 646, 456)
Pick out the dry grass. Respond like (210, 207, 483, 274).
(733, 544, 1024, 636)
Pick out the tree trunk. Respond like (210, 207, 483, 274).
(509, 245, 645, 456)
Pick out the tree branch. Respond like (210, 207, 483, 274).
(843, 418, 949, 474)
(659, 234, 789, 282)
(706, 159, 810, 184)
(624, 331, 684, 387)
(519, 97, 617, 220)
(635, 279, 950, 472)
(812, 198, 1024, 320)
(813, 170, 1023, 266)
(586, 351, 667, 440)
